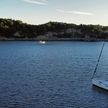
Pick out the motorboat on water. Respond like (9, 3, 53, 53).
(39, 41, 46, 44)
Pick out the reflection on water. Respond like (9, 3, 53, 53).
(0, 41, 108, 108)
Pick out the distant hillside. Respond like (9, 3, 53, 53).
(0, 18, 108, 41)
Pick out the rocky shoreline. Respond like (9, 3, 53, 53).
(0, 37, 107, 42)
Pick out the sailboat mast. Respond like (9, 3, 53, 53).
(92, 42, 105, 79)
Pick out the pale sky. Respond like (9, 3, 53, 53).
(0, 0, 108, 25)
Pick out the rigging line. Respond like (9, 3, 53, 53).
(92, 42, 105, 79)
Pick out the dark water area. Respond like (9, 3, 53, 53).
(0, 41, 108, 108)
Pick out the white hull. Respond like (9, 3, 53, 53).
(39, 41, 46, 44)
(92, 78, 108, 90)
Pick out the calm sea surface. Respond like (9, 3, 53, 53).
(0, 41, 108, 108)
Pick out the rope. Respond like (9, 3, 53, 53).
(91, 42, 105, 79)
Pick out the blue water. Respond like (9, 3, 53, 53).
(0, 41, 108, 108)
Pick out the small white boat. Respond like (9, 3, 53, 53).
(39, 41, 46, 44)
(92, 78, 108, 90)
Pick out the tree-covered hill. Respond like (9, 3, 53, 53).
(0, 18, 108, 40)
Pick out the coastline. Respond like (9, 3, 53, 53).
(0, 18, 108, 43)
(0, 37, 107, 42)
